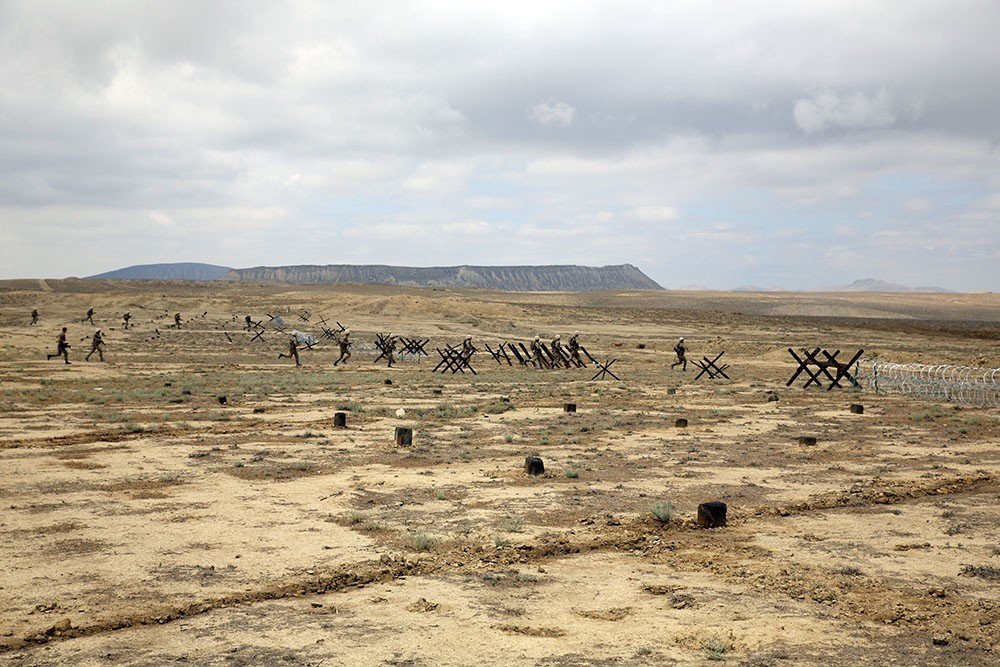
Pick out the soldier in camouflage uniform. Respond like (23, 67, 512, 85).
(85, 329, 106, 362)
(671, 337, 687, 371)
(173, 313, 182, 328)
(278, 335, 300, 366)
(567, 332, 582, 365)
(530, 335, 545, 369)
(122, 312, 132, 329)
(83, 308, 95, 325)
(244, 315, 253, 331)
(47, 327, 71, 364)
(551, 334, 566, 368)
(385, 334, 397, 368)
(333, 330, 352, 366)
(462, 335, 475, 356)
(30, 309, 39, 325)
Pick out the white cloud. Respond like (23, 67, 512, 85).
(793, 89, 897, 134)
(528, 100, 576, 127)
(632, 206, 680, 222)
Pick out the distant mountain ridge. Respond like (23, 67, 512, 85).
(221, 263, 663, 291)
(832, 278, 953, 293)
(88, 262, 232, 281)
(86, 262, 663, 291)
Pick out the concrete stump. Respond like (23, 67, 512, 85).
(850, 404, 864, 414)
(767, 392, 779, 402)
(432, 388, 443, 395)
(524, 456, 545, 476)
(667, 388, 677, 395)
(253, 407, 265, 414)
(675, 418, 688, 428)
(797, 436, 817, 446)
(564, 403, 577, 413)
(697, 501, 727, 528)
(334, 412, 347, 428)
(384, 379, 393, 386)
(218, 395, 227, 406)
(394, 427, 413, 447)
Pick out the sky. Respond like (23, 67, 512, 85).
(0, 0, 998, 290)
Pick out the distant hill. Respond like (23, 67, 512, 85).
(220, 264, 663, 291)
(831, 278, 953, 293)
(88, 263, 233, 281)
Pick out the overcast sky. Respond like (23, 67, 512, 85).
(1, 1, 998, 289)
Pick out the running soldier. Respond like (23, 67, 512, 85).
(333, 330, 352, 366)
(567, 332, 582, 365)
(85, 329, 106, 362)
(244, 315, 253, 331)
(30, 309, 39, 325)
(173, 313, 182, 328)
(671, 337, 687, 371)
(122, 312, 132, 329)
(278, 335, 300, 366)
(83, 308, 95, 325)
(47, 327, 71, 364)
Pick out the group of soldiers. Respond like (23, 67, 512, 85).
(33, 304, 692, 374)
(528, 332, 582, 368)
(45, 326, 105, 364)
(39, 306, 182, 364)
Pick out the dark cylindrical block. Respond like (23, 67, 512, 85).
(667, 388, 677, 395)
(253, 407, 265, 414)
(563, 403, 576, 413)
(850, 404, 864, 414)
(500, 395, 511, 404)
(334, 412, 347, 428)
(767, 393, 779, 402)
(675, 418, 688, 428)
(384, 379, 393, 386)
(394, 427, 412, 447)
(636, 343, 646, 349)
(797, 436, 817, 446)
(697, 501, 727, 528)
(218, 395, 228, 406)
(432, 388, 443, 395)
(524, 456, 544, 476)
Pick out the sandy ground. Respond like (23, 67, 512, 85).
(0, 280, 997, 666)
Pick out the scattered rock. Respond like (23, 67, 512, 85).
(407, 597, 438, 612)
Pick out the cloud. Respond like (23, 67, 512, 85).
(793, 89, 897, 134)
(528, 100, 576, 127)
(0, 1, 998, 290)
(632, 206, 680, 222)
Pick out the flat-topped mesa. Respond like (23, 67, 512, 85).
(219, 264, 663, 291)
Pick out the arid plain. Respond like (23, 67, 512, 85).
(0, 280, 997, 666)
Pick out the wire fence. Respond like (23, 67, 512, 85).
(857, 360, 1000, 406)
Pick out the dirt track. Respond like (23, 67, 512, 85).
(0, 281, 997, 665)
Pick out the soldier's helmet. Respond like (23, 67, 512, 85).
(343, 329, 350, 335)
(679, 337, 684, 342)
(534, 334, 540, 340)
(574, 331, 579, 336)
(95, 329, 102, 334)
(554, 334, 561, 340)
